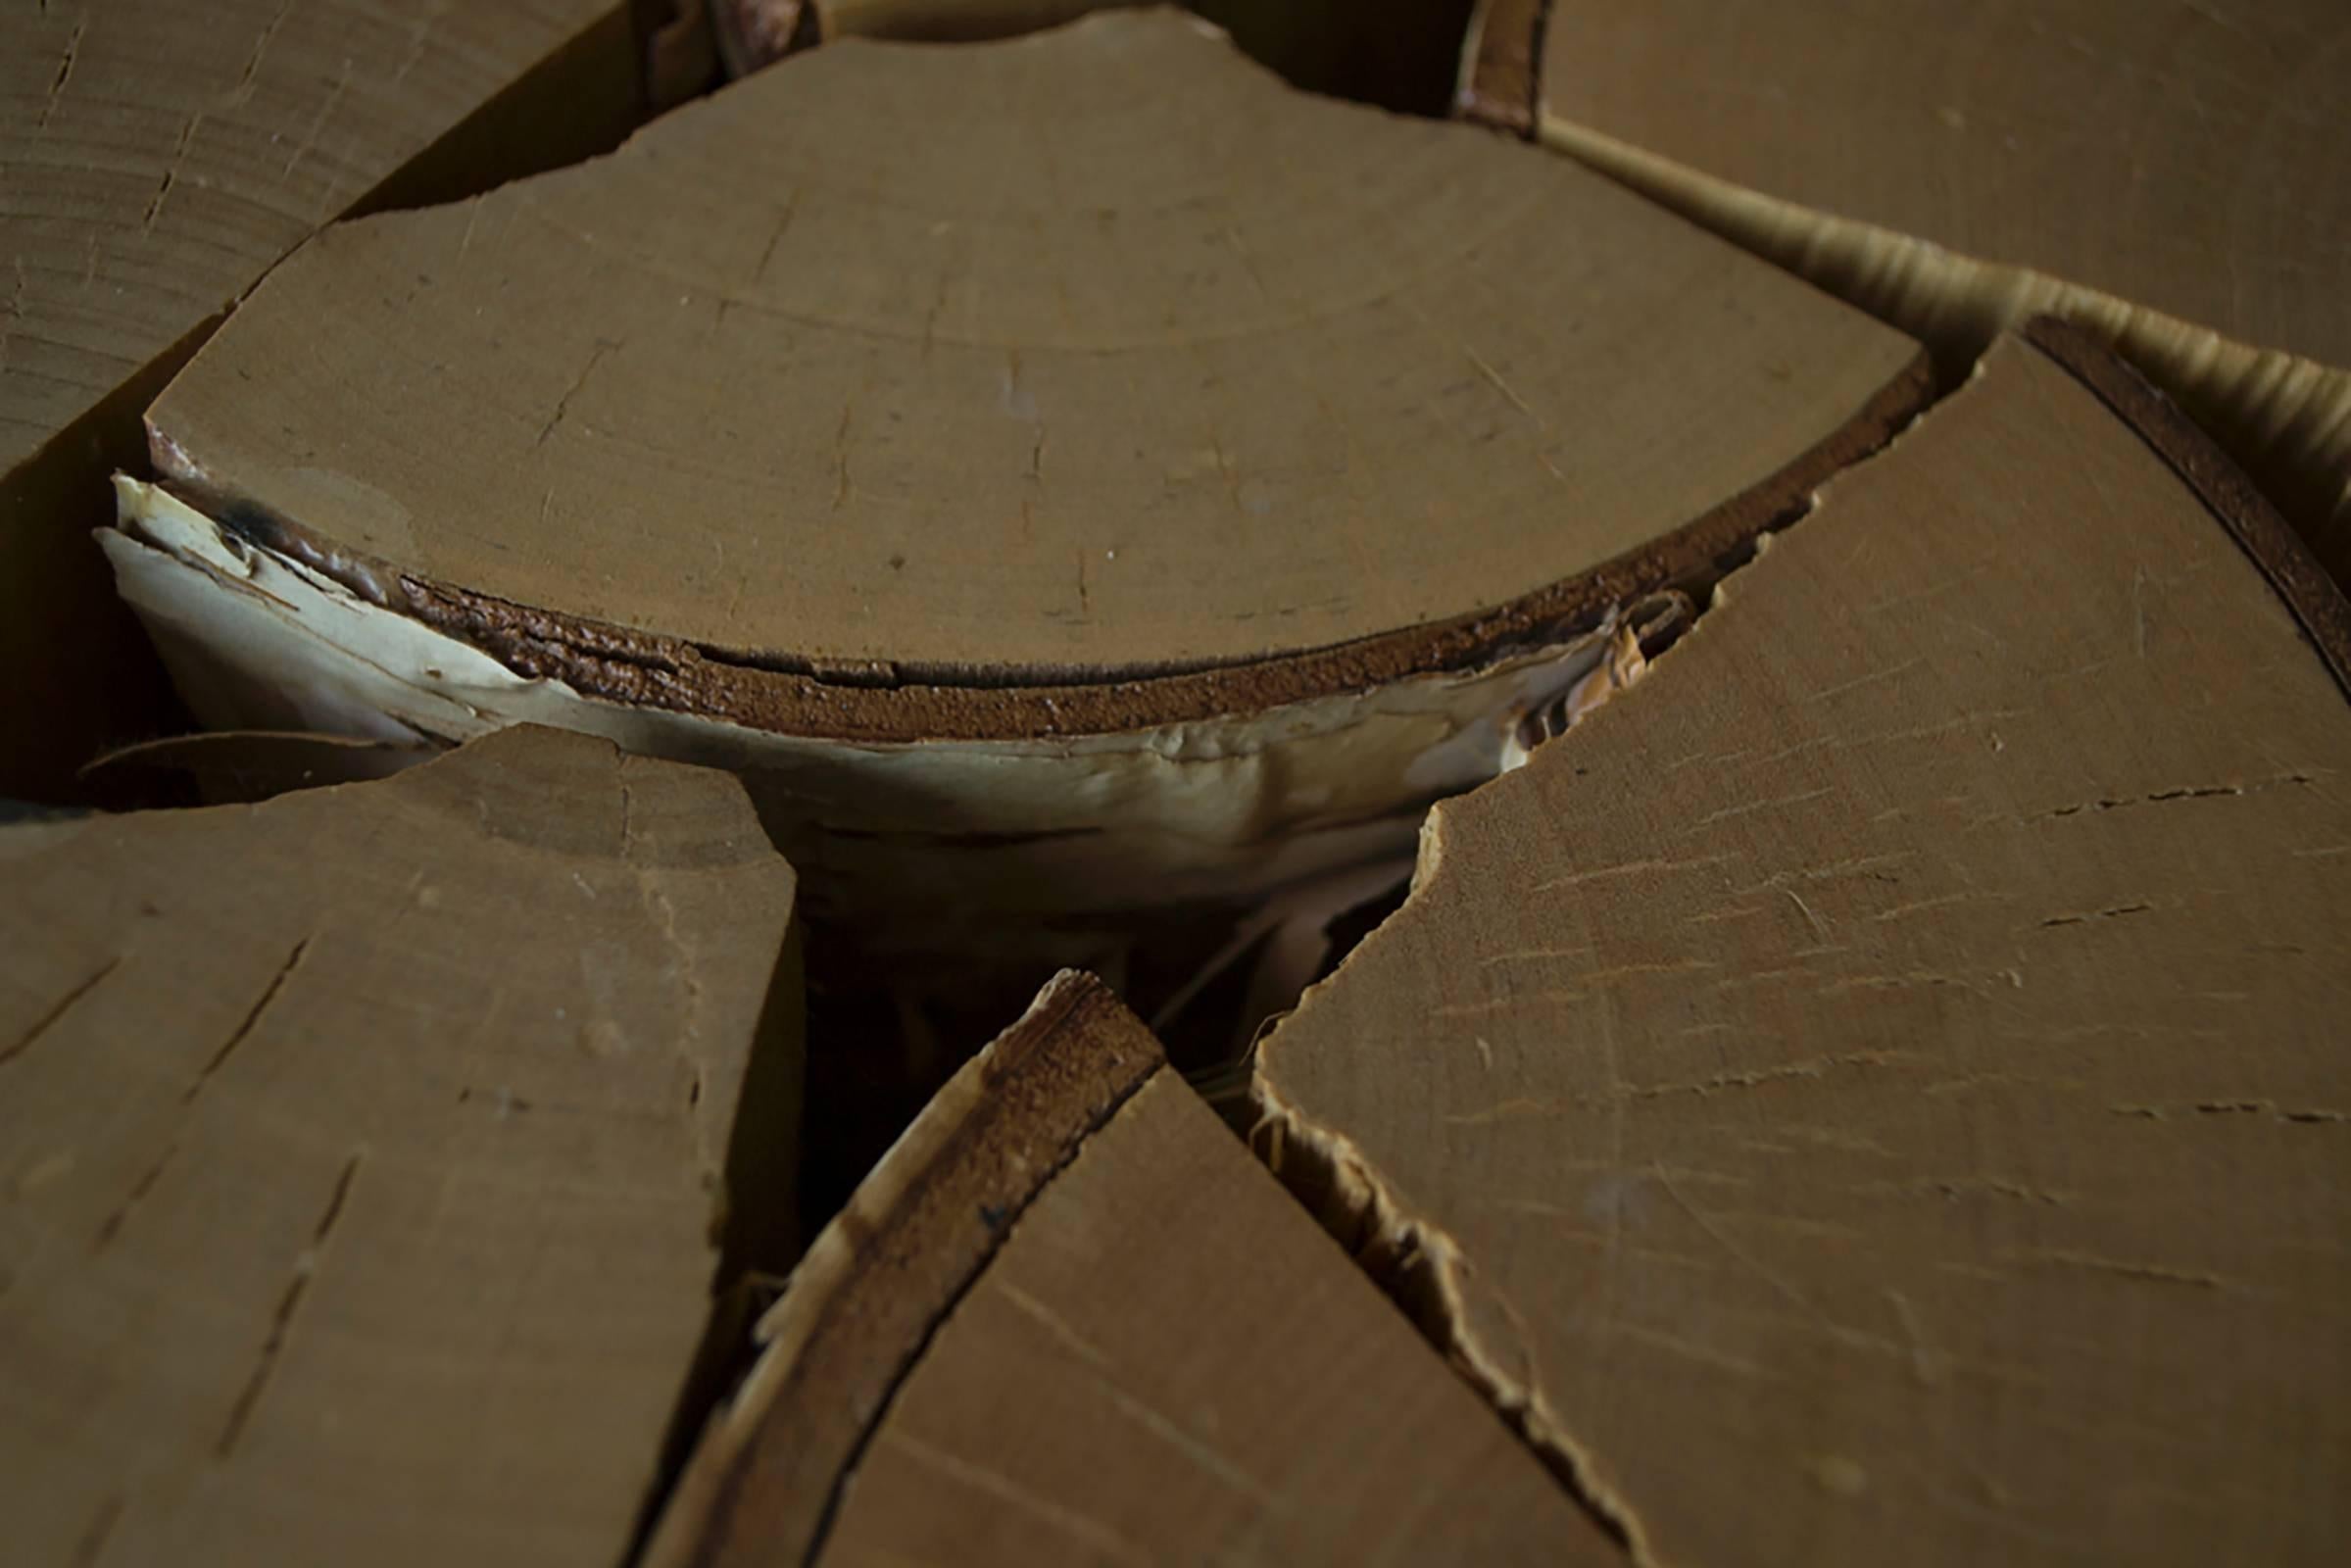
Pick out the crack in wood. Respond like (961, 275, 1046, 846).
(185, 937, 313, 1102)
(213, 1150, 363, 1459)
(2, 955, 123, 1069)
(92, 1144, 177, 1253)
(37, 17, 86, 131)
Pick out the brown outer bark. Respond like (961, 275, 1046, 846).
(657, 971, 1163, 1567)
(2022, 317, 2351, 703)
(1456, 0, 1549, 133)
(165, 353, 1931, 745)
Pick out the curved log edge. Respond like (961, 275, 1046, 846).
(651, 970, 1614, 1565)
(1477, 1, 2351, 580)
(646, 972, 1162, 1566)
(143, 357, 1928, 746)
(1250, 323, 2351, 1565)
(134, 10, 1929, 740)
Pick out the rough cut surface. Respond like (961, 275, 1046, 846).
(0, 0, 639, 799)
(0, 727, 800, 1566)
(657, 973, 1607, 1566)
(1255, 334, 2351, 1566)
(149, 7, 1919, 684)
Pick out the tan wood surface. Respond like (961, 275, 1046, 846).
(1255, 330, 2351, 1565)
(147, 7, 1920, 709)
(651, 970, 1167, 1566)
(655, 971, 1608, 1566)
(0, 726, 801, 1566)
(1, 0, 641, 800)
(1538, 1, 2349, 368)
(1514, 0, 2351, 579)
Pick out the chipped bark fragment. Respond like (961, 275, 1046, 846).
(138, 9, 1924, 706)
(1253, 330, 2351, 1568)
(0, 727, 800, 1567)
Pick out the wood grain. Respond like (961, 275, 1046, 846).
(1515, 1, 2351, 580)
(0, 726, 800, 1566)
(1255, 331, 2351, 1566)
(651, 971, 1164, 1566)
(146, 8, 1921, 700)
(655, 972, 1611, 1566)
(0, 0, 640, 800)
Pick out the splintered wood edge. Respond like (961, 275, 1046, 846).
(2020, 318, 2351, 703)
(1246, 319, 2351, 1542)
(1455, 0, 1550, 133)
(159, 354, 1929, 746)
(644, 970, 1165, 1568)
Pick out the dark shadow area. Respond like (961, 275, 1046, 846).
(1197, 0, 1480, 118)
(679, 0, 1483, 119)
(789, 863, 1414, 1243)
(630, 911, 808, 1560)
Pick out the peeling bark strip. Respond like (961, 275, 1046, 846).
(115, 7, 1927, 1007)
(0, 728, 800, 1567)
(1512, 0, 2351, 576)
(652, 975, 1608, 1567)
(2021, 318, 2351, 703)
(1252, 329, 2351, 1568)
(136, 7, 1925, 739)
